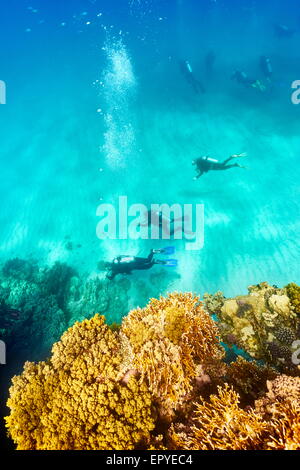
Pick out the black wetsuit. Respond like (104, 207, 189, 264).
(106, 251, 155, 280)
(180, 60, 205, 94)
(194, 156, 241, 178)
(232, 71, 257, 88)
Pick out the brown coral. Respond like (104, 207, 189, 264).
(226, 357, 278, 405)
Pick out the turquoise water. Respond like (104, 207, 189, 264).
(1, 0, 300, 450)
(1, 0, 300, 316)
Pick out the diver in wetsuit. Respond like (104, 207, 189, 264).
(274, 24, 295, 38)
(260, 56, 273, 82)
(192, 154, 247, 179)
(180, 60, 205, 94)
(231, 70, 266, 92)
(140, 210, 184, 235)
(104, 247, 177, 280)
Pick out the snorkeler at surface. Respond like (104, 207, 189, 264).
(192, 154, 247, 179)
(231, 70, 266, 92)
(101, 247, 177, 280)
(180, 60, 205, 94)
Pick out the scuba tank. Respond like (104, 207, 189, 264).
(185, 60, 193, 74)
(113, 256, 135, 264)
(260, 56, 272, 80)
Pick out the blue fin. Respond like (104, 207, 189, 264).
(160, 246, 176, 255)
(164, 259, 178, 267)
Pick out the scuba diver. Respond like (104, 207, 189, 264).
(180, 60, 205, 94)
(274, 24, 295, 38)
(231, 70, 266, 92)
(138, 209, 194, 237)
(102, 247, 177, 280)
(193, 154, 247, 179)
(260, 56, 273, 82)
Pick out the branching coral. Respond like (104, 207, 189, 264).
(184, 384, 268, 450)
(172, 377, 300, 451)
(120, 293, 225, 419)
(5, 315, 155, 450)
(226, 357, 278, 405)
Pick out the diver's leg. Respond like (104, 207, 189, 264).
(146, 251, 154, 262)
(194, 171, 203, 179)
(222, 156, 235, 166)
(135, 261, 155, 271)
(222, 163, 244, 170)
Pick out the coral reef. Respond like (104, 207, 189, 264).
(2, 258, 38, 282)
(66, 275, 130, 325)
(4, 284, 300, 451)
(206, 282, 300, 370)
(0, 258, 130, 359)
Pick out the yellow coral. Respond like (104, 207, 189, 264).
(5, 315, 155, 450)
(266, 401, 300, 450)
(120, 293, 225, 418)
(187, 385, 268, 450)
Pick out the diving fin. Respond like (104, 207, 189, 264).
(163, 259, 178, 267)
(159, 246, 176, 255)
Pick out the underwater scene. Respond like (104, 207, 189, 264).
(1, 0, 300, 452)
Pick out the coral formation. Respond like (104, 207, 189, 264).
(286, 282, 300, 316)
(5, 315, 155, 450)
(120, 293, 225, 419)
(0, 258, 131, 359)
(184, 384, 268, 450)
(254, 375, 300, 450)
(4, 285, 300, 451)
(171, 374, 300, 451)
(226, 356, 278, 405)
(206, 282, 300, 370)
